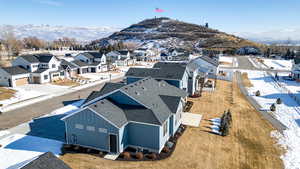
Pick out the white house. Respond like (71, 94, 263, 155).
(0, 66, 30, 87)
(193, 56, 219, 77)
(74, 52, 107, 72)
(11, 53, 65, 84)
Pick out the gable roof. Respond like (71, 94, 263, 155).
(1, 66, 29, 75)
(81, 52, 104, 59)
(61, 60, 79, 70)
(71, 60, 89, 67)
(20, 152, 71, 169)
(20, 53, 56, 63)
(88, 99, 128, 128)
(199, 55, 219, 67)
(83, 83, 126, 105)
(126, 63, 187, 80)
(159, 95, 181, 113)
(71, 78, 188, 127)
(118, 50, 130, 55)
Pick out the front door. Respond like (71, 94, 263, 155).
(109, 134, 117, 153)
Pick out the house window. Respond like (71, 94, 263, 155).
(52, 64, 56, 68)
(53, 74, 59, 77)
(60, 72, 64, 76)
(27, 65, 30, 69)
(75, 124, 84, 129)
(163, 121, 168, 136)
(44, 75, 48, 80)
(99, 128, 107, 133)
(86, 126, 95, 131)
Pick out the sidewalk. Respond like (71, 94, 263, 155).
(0, 73, 124, 113)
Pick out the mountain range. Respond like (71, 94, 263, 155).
(0, 24, 120, 42)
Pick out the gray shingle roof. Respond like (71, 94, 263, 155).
(83, 83, 126, 105)
(118, 50, 129, 55)
(33, 68, 48, 73)
(126, 65, 187, 80)
(20, 54, 40, 63)
(20, 53, 56, 63)
(89, 61, 102, 66)
(1, 66, 29, 75)
(21, 152, 71, 169)
(71, 60, 89, 67)
(81, 52, 104, 59)
(88, 99, 128, 128)
(199, 55, 219, 67)
(79, 78, 188, 126)
(61, 60, 79, 70)
(159, 95, 181, 113)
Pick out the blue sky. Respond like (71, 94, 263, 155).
(0, 0, 299, 32)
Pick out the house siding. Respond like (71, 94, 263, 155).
(124, 122, 160, 151)
(64, 108, 119, 152)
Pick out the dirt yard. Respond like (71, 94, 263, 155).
(60, 78, 283, 169)
(0, 87, 16, 101)
(241, 72, 253, 87)
(52, 79, 80, 87)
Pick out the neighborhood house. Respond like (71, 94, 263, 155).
(62, 77, 188, 154)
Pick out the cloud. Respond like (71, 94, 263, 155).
(34, 0, 62, 6)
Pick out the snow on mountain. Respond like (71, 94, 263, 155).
(0, 24, 121, 42)
(233, 28, 300, 45)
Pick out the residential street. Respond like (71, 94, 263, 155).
(0, 77, 123, 129)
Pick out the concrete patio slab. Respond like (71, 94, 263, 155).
(181, 113, 202, 127)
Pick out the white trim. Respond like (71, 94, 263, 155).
(108, 133, 119, 153)
(127, 120, 161, 127)
(61, 107, 87, 121)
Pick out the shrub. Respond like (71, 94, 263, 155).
(162, 146, 170, 153)
(135, 152, 144, 160)
(122, 152, 131, 160)
(270, 104, 276, 112)
(276, 98, 282, 104)
(0, 144, 2, 148)
(255, 90, 261, 96)
(221, 122, 229, 136)
(147, 153, 157, 160)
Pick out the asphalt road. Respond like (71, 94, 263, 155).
(0, 78, 123, 129)
(223, 56, 291, 73)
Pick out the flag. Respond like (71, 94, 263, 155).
(155, 8, 164, 13)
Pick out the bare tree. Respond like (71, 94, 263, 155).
(1, 31, 23, 60)
(23, 36, 46, 50)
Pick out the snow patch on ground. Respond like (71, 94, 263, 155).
(209, 118, 221, 134)
(263, 59, 292, 71)
(0, 130, 10, 137)
(0, 134, 63, 169)
(247, 70, 300, 169)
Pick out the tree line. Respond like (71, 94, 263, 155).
(0, 31, 96, 60)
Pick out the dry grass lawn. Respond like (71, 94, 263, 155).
(53, 79, 80, 87)
(219, 61, 232, 66)
(60, 78, 283, 169)
(242, 73, 253, 87)
(0, 87, 16, 101)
